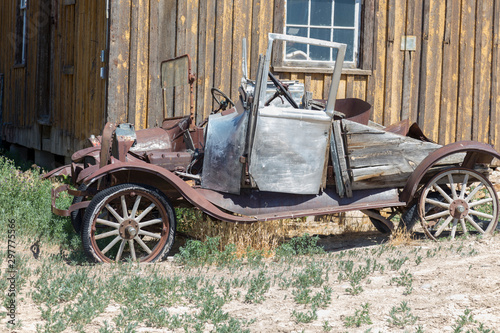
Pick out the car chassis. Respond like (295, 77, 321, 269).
(47, 33, 500, 263)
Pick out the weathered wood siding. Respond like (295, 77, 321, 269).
(109, 0, 499, 153)
(1, 0, 499, 157)
(107, 0, 279, 127)
(0, 0, 107, 156)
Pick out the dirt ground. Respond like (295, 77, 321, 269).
(4, 230, 500, 333)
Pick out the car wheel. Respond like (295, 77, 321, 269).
(81, 183, 176, 263)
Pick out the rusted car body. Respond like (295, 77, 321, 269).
(47, 34, 500, 263)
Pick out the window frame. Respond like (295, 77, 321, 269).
(273, 0, 373, 75)
(283, 0, 362, 69)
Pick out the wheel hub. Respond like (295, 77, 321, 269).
(449, 199, 469, 219)
(119, 219, 139, 239)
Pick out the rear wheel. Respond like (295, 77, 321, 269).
(419, 168, 498, 240)
(81, 183, 176, 263)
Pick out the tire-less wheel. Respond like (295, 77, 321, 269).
(419, 168, 499, 240)
(82, 184, 176, 263)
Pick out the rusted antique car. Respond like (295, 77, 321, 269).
(47, 34, 500, 263)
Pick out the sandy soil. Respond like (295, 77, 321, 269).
(3, 230, 500, 333)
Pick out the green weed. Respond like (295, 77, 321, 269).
(390, 269, 414, 295)
(292, 307, 318, 324)
(275, 234, 325, 258)
(388, 301, 418, 328)
(244, 270, 270, 304)
(344, 303, 372, 328)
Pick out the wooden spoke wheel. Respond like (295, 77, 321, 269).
(82, 184, 176, 263)
(419, 168, 498, 240)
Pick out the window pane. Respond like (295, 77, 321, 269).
(311, 0, 332, 26)
(333, 29, 355, 62)
(286, 0, 309, 25)
(285, 27, 308, 60)
(310, 28, 331, 61)
(334, 0, 355, 27)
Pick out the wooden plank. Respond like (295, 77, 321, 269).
(250, 0, 273, 79)
(213, 0, 233, 109)
(438, 0, 460, 145)
(491, 0, 500, 152)
(310, 73, 324, 100)
(175, 0, 198, 119)
(474, 0, 493, 144)
(272, 0, 285, 68)
(387, 0, 407, 125)
(418, 0, 445, 142)
(456, 0, 476, 141)
(344, 120, 441, 190)
(323, 74, 332, 100)
(363, 0, 376, 112)
(196, 0, 216, 122)
(68, 0, 78, 146)
(159, 0, 176, 118)
(147, 0, 162, 128)
(382, 0, 396, 126)
(345, 75, 354, 98)
(129, 0, 150, 129)
(231, 0, 253, 101)
(371, 0, 388, 124)
(187, 0, 199, 119)
(94, 0, 107, 135)
(107, 0, 132, 124)
(304, 74, 312, 97)
(127, 0, 139, 125)
(88, 0, 100, 143)
(353, 75, 367, 101)
(336, 75, 347, 100)
(362, 0, 375, 70)
(406, 0, 423, 123)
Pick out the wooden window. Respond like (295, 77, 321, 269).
(15, 0, 28, 65)
(283, 0, 361, 69)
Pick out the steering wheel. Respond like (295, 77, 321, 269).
(267, 72, 299, 108)
(211, 87, 235, 113)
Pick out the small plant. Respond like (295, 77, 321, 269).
(388, 301, 418, 328)
(244, 270, 270, 304)
(275, 233, 324, 258)
(293, 262, 325, 288)
(387, 256, 409, 271)
(415, 255, 423, 265)
(175, 237, 240, 267)
(450, 309, 495, 333)
(390, 269, 414, 295)
(322, 320, 332, 332)
(344, 303, 372, 328)
(311, 286, 333, 308)
(292, 307, 318, 324)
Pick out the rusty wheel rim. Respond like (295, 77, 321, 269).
(419, 168, 499, 241)
(90, 189, 169, 262)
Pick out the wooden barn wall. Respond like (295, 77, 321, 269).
(0, 0, 107, 156)
(108, 0, 499, 152)
(0, 0, 42, 150)
(107, 0, 280, 127)
(47, 0, 107, 156)
(368, 0, 500, 153)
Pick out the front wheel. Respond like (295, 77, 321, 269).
(82, 184, 176, 263)
(419, 168, 499, 240)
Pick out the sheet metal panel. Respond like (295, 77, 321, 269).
(197, 187, 403, 217)
(249, 106, 331, 194)
(201, 110, 249, 194)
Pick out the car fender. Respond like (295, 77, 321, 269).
(82, 161, 257, 223)
(400, 141, 500, 203)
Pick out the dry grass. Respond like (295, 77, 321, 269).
(388, 227, 418, 247)
(177, 209, 375, 256)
